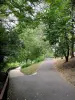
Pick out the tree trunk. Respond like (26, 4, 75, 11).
(0, 55, 4, 63)
(65, 56, 69, 62)
(65, 45, 69, 62)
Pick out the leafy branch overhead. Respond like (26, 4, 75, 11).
(0, 0, 75, 70)
(42, 0, 75, 62)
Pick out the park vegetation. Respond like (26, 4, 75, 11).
(0, 0, 75, 71)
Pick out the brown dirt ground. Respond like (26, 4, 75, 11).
(54, 57, 75, 86)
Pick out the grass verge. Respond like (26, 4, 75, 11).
(21, 62, 41, 75)
(54, 58, 75, 86)
(1, 62, 20, 72)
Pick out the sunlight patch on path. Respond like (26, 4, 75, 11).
(16, 67, 21, 70)
(9, 67, 24, 78)
(32, 72, 37, 75)
(28, 72, 38, 76)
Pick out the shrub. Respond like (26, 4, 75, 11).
(35, 56, 45, 63)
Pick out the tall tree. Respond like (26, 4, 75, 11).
(42, 0, 71, 62)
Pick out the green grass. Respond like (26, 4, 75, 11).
(2, 62, 20, 72)
(21, 62, 41, 75)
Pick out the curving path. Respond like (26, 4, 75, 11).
(7, 59, 75, 100)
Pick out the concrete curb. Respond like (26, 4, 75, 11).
(0, 76, 8, 100)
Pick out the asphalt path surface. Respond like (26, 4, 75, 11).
(7, 59, 75, 100)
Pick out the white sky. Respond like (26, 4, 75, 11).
(3, 14, 18, 30)
(3, 1, 47, 30)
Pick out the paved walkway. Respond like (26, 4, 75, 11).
(7, 59, 75, 100)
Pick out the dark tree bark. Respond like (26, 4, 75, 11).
(0, 55, 4, 63)
(65, 56, 69, 62)
(65, 45, 69, 62)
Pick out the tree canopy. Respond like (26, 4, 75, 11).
(0, 0, 75, 71)
(41, 0, 75, 62)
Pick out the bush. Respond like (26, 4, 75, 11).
(35, 56, 45, 63)
(1, 62, 20, 72)
(7, 62, 20, 67)
(21, 63, 31, 68)
(0, 63, 6, 71)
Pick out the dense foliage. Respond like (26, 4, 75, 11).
(0, 0, 53, 70)
(42, 0, 75, 62)
(0, 0, 75, 71)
